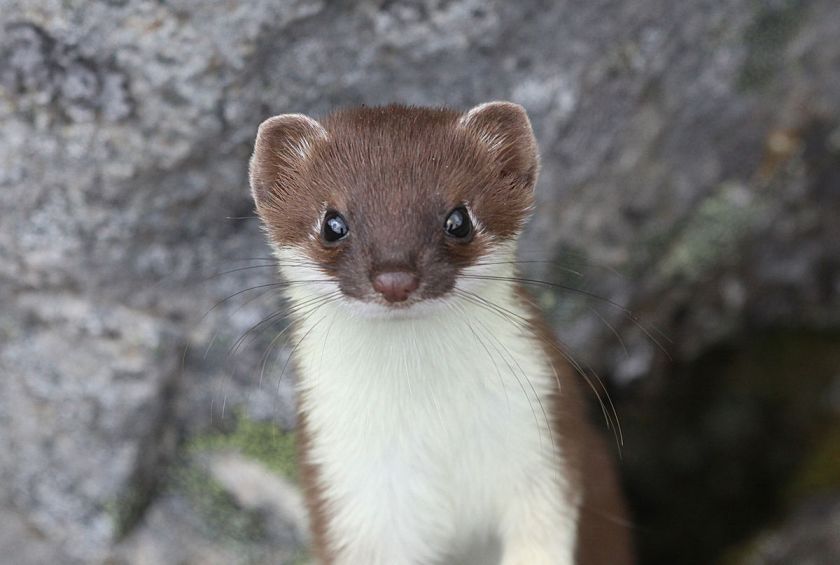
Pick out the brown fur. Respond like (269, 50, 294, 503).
(519, 287, 635, 565)
(250, 104, 537, 303)
(295, 409, 335, 564)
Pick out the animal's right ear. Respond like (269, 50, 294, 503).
(248, 113, 328, 209)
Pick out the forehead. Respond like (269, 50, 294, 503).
(306, 106, 496, 212)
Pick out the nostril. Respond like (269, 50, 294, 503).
(372, 272, 420, 303)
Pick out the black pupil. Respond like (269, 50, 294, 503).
(324, 213, 348, 242)
(445, 208, 471, 238)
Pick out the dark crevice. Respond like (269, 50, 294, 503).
(617, 329, 840, 565)
(112, 336, 184, 538)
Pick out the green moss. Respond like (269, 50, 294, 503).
(786, 423, 840, 501)
(738, 0, 807, 90)
(719, 420, 840, 565)
(660, 182, 758, 281)
(289, 550, 312, 565)
(547, 244, 593, 283)
(170, 413, 299, 546)
(623, 329, 840, 565)
(107, 483, 150, 538)
(540, 243, 608, 319)
(160, 414, 307, 558)
(174, 463, 268, 544)
(188, 411, 299, 481)
(718, 538, 765, 565)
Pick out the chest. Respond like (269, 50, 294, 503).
(292, 300, 563, 545)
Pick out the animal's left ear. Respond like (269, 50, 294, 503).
(459, 101, 539, 187)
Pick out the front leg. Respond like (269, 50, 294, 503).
(313, 498, 448, 565)
(498, 479, 579, 565)
(315, 477, 453, 565)
(328, 537, 420, 565)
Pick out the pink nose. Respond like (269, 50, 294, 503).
(372, 271, 419, 303)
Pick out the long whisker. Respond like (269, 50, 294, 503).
(150, 254, 323, 292)
(228, 256, 324, 268)
(203, 283, 282, 360)
(477, 287, 623, 450)
(453, 301, 512, 416)
(194, 280, 334, 366)
(317, 307, 339, 383)
(258, 323, 295, 390)
(454, 288, 623, 453)
(194, 255, 333, 390)
(277, 312, 332, 390)
(205, 293, 319, 415)
(460, 274, 672, 357)
(201, 280, 334, 322)
(259, 291, 343, 388)
(474, 315, 557, 459)
(201, 263, 317, 281)
(496, 252, 629, 280)
(472, 260, 584, 279)
(183, 282, 322, 413)
(210, 291, 341, 421)
(589, 307, 630, 358)
(226, 291, 338, 361)
(463, 307, 545, 451)
(465, 306, 530, 419)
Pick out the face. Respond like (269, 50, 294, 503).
(249, 103, 538, 317)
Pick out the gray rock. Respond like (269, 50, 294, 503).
(738, 494, 840, 564)
(0, 295, 181, 562)
(112, 494, 266, 565)
(0, 505, 67, 565)
(204, 451, 309, 546)
(112, 448, 308, 564)
(1, 0, 839, 562)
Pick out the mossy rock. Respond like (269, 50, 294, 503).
(621, 329, 840, 565)
(169, 413, 303, 554)
(786, 422, 840, 502)
(187, 412, 299, 481)
(174, 463, 269, 544)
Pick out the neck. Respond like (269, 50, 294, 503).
(288, 275, 556, 434)
(282, 260, 581, 565)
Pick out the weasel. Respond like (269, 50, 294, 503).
(248, 103, 634, 565)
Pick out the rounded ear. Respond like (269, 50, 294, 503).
(248, 113, 328, 209)
(459, 101, 539, 186)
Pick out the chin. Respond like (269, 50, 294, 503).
(339, 294, 457, 321)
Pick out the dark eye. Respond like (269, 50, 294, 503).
(444, 206, 472, 239)
(323, 211, 349, 242)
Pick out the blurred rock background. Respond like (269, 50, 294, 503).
(1, 0, 838, 563)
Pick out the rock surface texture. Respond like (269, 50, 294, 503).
(1, 1, 839, 563)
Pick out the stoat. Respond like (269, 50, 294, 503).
(248, 102, 633, 565)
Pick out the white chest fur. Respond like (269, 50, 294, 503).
(285, 274, 580, 565)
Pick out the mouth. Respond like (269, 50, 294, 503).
(341, 292, 454, 320)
